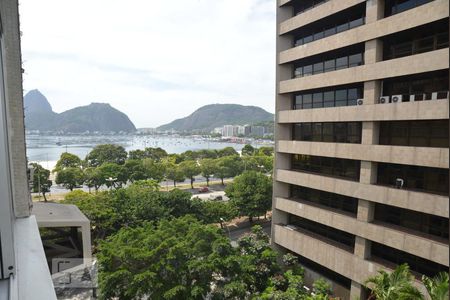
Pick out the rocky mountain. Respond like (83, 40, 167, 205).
(157, 104, 274, 132)
(24, 89, 136, 133)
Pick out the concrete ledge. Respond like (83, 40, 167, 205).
(279, 0, 365, 35)
(9, 216, 56, 300)
(275, 197, 449, 265)
(278, 100, 449, 123)
(275, 169, 449, 218)
(279, 0, 292, 7)
(280, 49, 449, 93)
(273, 224, 428, 294)
(279, 0, 449, 63)
(277, 140, 449, 169)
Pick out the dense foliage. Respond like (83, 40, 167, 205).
(52, 144, 273, 192)
(98, 219, 331, 300)
(226, 171, 272, 222)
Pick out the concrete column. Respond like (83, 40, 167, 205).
(81, 224, 92, 259)
(365, 0, 385, 24)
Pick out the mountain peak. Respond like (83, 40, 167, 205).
(158, 103, 274, 132)
(24, 89, 53, 113)
(24, 90, 136, 133)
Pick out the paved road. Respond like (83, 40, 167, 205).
(226, 221, 271, 242)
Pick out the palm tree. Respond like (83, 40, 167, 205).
(365, 264, 424, 300)
(422, 272, 449, 300)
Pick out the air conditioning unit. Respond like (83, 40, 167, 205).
(356, 98, 364, 106)
(391, 95, 403, 103)
(395, 178, 404, 189)
(379, 96, 390, 104)
(432, 91, 449, 100)
(409, 94, 425, 102)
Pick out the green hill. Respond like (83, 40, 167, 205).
(157, 104, 274, 132)
(24, 89, 136, 133)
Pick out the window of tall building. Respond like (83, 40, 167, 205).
(371, 241, 448, 278)
(374, 203, 449, 241)
(384, 0, 434, 17)
(377, 163, 449, 195)
(291, 154, 361, 181)
(292, 0, 329, 16)
(379, 120, 449, 148)
(288, 215, 355, 251)
(294, 85, 363, 110)
(290, 185, 358, 216)
(382, 70, 449, 101)
(383, 19, 449, 60)
(292, 3, 366, 47)
(293, 47, 364, 79)
(293, 122, 362, 143)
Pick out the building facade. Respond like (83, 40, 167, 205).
(273, 0, 449, 298)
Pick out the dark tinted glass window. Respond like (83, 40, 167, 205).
(349, 17, 364, 29)
(374, 203, 449, 241)
(313, 62, 324, 75)
(415, 36, 434, 54)
(302, 94, 312, 109)
(323, 91, 335, 107)
(289, 215, 355, 250)
(303, 65, 313, 76)
(294, 67, 303, 77)
(294, 95, 303, 109)
(313, 92, 323, 108)
(322, 123, 334, 142)
(348, 53, 363, 67)
(377, 163, 449, 195)
(336, 56, 348, 70)
(371, 242, 447, 277)
(292, 154, 361, 181)
(379, 120, 449, 148)
(324, 59, 335, 72)
(336, 23, 349, 33)
(303, 35, 313, 44)
(312, 123, 322, 141)
(335, 89, 347, 107)
(324, 27, 336, 37)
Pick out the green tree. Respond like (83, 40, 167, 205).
(241, 144, 255, 156)
(55, 167, 84, 191)
(85, 144, 127, 167)
(83, 167, 103, 192)
(123, 159, 147, 182)
(257, 146, 274, 157)
(30, 163, 52, 201)
(226, 171, 272, 222)
(199, 158, 217, 186)
(193, 199, 237, 227)
(422, 272, 449, 300)
(163, 160, 185, 187)
(218, 146, 239, 157)
(215, 156, 243, 185)
(53, 152, 82, 173)
(179, 160, 200, 189)
(142, 158, 166, 182)
(98, 162, 126, 188)
(129, 147, 168, 161)
(365, 264, 424, 300)
(98, 216, 232, 300)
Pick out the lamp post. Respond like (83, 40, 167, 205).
(105, 177, 117, 190)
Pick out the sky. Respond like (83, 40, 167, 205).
(19, 0, 276, 128)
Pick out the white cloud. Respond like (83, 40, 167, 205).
(19, 0, 276, 127)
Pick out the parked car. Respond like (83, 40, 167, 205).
(198, 186, 209, 193)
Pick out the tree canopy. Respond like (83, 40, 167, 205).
(85, 144, 127, 167)
(226, 171, 272, 222)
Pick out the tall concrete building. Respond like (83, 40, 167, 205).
(273, 0, 449, 298)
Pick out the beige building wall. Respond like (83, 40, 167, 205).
(273, 0, 450, 299)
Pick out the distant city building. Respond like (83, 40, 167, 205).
(232, 125, 240, 137)
(273, 1, 449, 299)
(250, 126, 265, 137)
(212, 127, 223, 135)
(222, 125, 234, 137)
